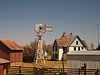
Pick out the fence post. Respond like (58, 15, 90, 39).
(33, 67, 35, 75)
(19, 66, 21, 75)
(33, 67, 37, 75)
(84, 63, 86, 75)
(41, 68, 44, 75)
(6, 67, 9, 74)
(94, 69, 99, 75)
(78, 68, 80, 75)
(62, 54, 64, 73)
(97, 69, 99, 75)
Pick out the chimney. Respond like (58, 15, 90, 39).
(70, 33, 73, 36)
(62, 32, 66, 37)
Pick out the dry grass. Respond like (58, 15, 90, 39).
(11, 60, 67, 68)
(11, 56, 67, 68)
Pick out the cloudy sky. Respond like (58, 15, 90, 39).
(0, 0, 100, 48)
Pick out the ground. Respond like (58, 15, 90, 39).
(11, 56, 67, 68)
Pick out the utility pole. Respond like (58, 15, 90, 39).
(97, 24, 100, 46)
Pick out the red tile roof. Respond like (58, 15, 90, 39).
(0, 40, 24, 50)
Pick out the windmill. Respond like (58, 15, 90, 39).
(34, 22, 53, 64)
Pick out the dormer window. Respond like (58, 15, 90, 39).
(76, 41, 78, 45)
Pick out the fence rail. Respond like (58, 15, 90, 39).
(7, 66, 100, 75)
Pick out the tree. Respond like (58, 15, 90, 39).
(24, 39, 38, 54)
(23, 39, 49, 62)
(23, 44, 30, 56)
(96, 43, 100, 50)
(90, 43, 94, 50)
(23, 39, 53, 62)
(23, 40, 38, 62)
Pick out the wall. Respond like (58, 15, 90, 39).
(58, 48, 63, 60)
(67, 55, 100, 69)
(51, 46, 58, 60)
(10, 51, 23, 62)
(0, 64, 4, 75)
(0, 42, 10, 60)
(69, 38, 86, 51)
(0, 42, 23, 62)
(70, 38, 83, 46)
(69, 47, 86, 51)
(69, 47, 74, 51)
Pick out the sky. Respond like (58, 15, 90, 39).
(0, 0, 100, 48)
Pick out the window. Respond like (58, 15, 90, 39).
(55, 54, 58, 59)
(52, 54, 54, 59)
(82, 47, 84, 50)
(55, 47, 57, 51)
(53, 47, 57, 51)
(76, 41, 78, 45)
(53, 47, 55, 51)
(74, 47, 76, 50)
(63, 47, 67, 53)
(78, 47, 80, 51)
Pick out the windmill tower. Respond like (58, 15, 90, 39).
(34, 23, 53, 64)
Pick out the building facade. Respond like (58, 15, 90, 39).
(0, 58, 10, 75)
(0, 40, 24, 62)
(51, 33, 88, 60)
(67, 51, 100, 69)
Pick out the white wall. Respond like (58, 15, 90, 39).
(69, 38, 87, 51)
(52, 37, 87, 61)
(58, 48, 63, 60)
(67, 55, 100, 69)
(69, 47, 74, 51)
(70, 38, 83, 46)
(51, 47, 65, 60)
(69, 47, 87, 52)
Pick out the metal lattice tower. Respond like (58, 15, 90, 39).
(35, 33, 45, 64)
(34, 23, 53, 64)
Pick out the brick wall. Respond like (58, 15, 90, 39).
(0, 64, 4, 75)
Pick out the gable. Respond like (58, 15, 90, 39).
(54, 33, 88, 49)
(0, 42, 10, 52)
(53, 40, 58, 46)
(70, 38, 83, 47)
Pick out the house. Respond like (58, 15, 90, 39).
(0, 58, 10, 75)
(67, 51, 100, 69)
(51, 33, 88, 60)
(0, 40, 24, 63)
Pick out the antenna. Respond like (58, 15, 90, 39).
(97, 24, 100, 46)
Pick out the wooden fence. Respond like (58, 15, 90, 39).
(7, 66, 100, 75)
